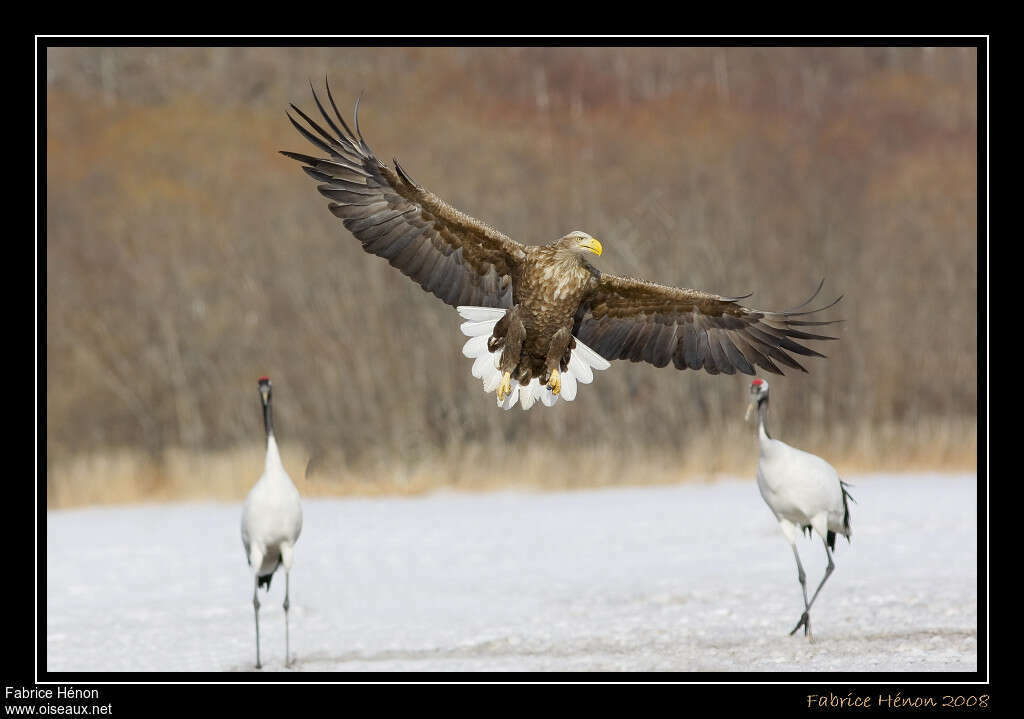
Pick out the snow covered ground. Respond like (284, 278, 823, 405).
(46, 473, 978, 673)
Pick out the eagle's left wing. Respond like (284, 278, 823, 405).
(281, 81, 527, 309)
(573, 275, 841, 375)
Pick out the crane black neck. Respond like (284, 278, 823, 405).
(262, 395, 275, 438)
(757, 397, 772, 440)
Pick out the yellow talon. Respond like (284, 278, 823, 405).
(497, 371, 512, 401)
(547, 368, 561, 396)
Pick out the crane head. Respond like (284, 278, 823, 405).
(745, 378, 769, 420)
(258, 376, 272, 406)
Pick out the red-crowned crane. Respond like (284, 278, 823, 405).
(241, 376, 303, 668)
(746, 378, 853, 641)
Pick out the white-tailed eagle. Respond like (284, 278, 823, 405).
(282, 82, 841, 410)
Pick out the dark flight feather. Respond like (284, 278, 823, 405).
(283, 81, 525, 310)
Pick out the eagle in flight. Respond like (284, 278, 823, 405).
(283, 82, 841, 410)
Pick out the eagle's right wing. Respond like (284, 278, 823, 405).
(574, 275, 841, 375)
(282, 81, 526, 309)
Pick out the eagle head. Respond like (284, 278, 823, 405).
(556, 231, 603, 257)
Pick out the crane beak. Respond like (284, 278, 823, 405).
(744, 400, 755, 422)
(581, 237, 603, 256)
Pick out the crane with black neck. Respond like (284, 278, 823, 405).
(746, 378, 853, 641)
(241, 376, 303, 668)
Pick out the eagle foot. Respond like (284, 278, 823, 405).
(547, 368, 561, 396)
(497, 372, 513, 402)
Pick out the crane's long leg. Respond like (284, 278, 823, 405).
(284, 570, 292, 667)
(792, 544, 811, 611)
(790, 539, 835, 640)
(805, 541, 836, 613)
(776, 520, 814, 640)
(788, 542, 813, 640)
(280, 542, 296, 668)
(252, 575, 262, 669)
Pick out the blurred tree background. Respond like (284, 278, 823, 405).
(45, 46, 978, 506)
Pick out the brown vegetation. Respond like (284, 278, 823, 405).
(45, 47, 979, 508)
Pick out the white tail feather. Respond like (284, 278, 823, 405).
(460, 320, 499, 337)
(457, 306, 508, 322)
(540, 384, 558, 407)
(567, 351, 593, 384)
(560, 368, 578, 401)
(482, 367, 503, 393)
(456, 306, 611, 411)
(461, 333, 490, 358)
(572, 340, 611, 371)
(498, 380, 520, 410)
(520, 379, 539, 410)
(471, 352, 495, 379)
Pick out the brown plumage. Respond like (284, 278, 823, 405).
(282, 82, 841, 409)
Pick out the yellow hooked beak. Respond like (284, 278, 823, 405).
(581, 237, 603, 256)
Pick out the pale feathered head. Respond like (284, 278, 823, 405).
(555, 231, 602, 257)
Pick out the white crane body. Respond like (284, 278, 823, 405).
(756, 438, 848, 542)
(242, 436, 302, 583)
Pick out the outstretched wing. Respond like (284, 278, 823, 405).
(282, 81, 527, 308)
(574, 276, 841, 375)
